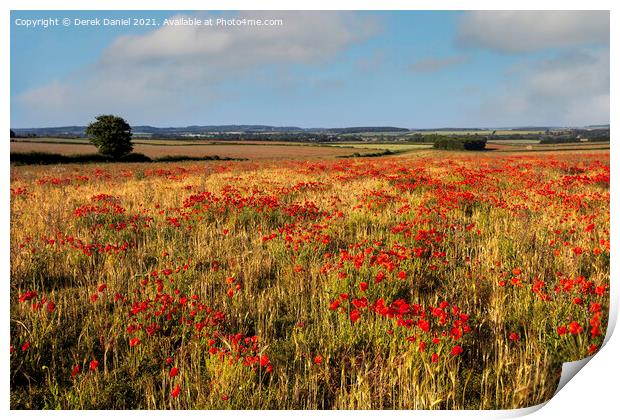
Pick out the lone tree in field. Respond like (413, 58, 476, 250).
(85, 115, 133, 159)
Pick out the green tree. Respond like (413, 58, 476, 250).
(85, 115, 133, 159)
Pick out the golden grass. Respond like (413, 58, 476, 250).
(10, 151, 609, 409)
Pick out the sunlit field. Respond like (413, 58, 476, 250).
(10, 151, 609, 409)
(10, 140, 379, 160)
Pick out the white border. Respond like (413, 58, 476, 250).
(2, 1, 617, 419)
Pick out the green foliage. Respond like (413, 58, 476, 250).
(432, 136, 487, 151)
(85, 115, 133, 159)
(10, 152, 150, 165)
(10, 152, 244, 165)
(338, 149, 395, 158)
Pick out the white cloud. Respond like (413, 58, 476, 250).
(17, 11, 380, 126)
(102, 11, 377, 67)
(408, 55, 468, 73)
(477, 50, 609, 126)
(457, 11, 609, 53)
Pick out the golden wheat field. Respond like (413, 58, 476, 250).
(10, 151, 609, 409)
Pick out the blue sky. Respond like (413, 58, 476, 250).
(10, 10, 609, 128)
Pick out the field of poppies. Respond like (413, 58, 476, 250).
(10, 150, 610, 409)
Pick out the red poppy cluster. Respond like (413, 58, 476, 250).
(330, 294, 472, 361)
(10, 152, 609, 406)
(17, 290, 55, 313)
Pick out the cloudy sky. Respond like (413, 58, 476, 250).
(11, 10, 609, 128)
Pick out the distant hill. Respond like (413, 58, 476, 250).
(313, 127, 410, 134)
(11, 124, 608, 138)
(11, 125, 410, 137)
(411, 127, 489, 132)
(12, 126, 87, 137)
(133, 125, 306, 133)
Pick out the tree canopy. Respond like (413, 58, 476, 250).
(85, 115, 133, 159)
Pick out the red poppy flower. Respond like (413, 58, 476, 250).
(170, 367, 179, 377)
(21, 341, 30, 352)
(71, 364, 81, 378)
(350, 309, 361, 323)
(451, 345, 463, 356)
(509, 332, 520, 342)
(329, 300, 340, 311)
(260, 354, 269, 367)
(431, 353, 439, 363)
(451, 327, 462, 340)
(359, 282, 368, 292)
(18, 291, 37, 303)
(374, 271, 385, 284)
(568, 321, 583, 335)
(89, 360, 99, 371)
(418, 319, 430, 332)
(171, 384, 180, 398)
(313, 355, 323, 364)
